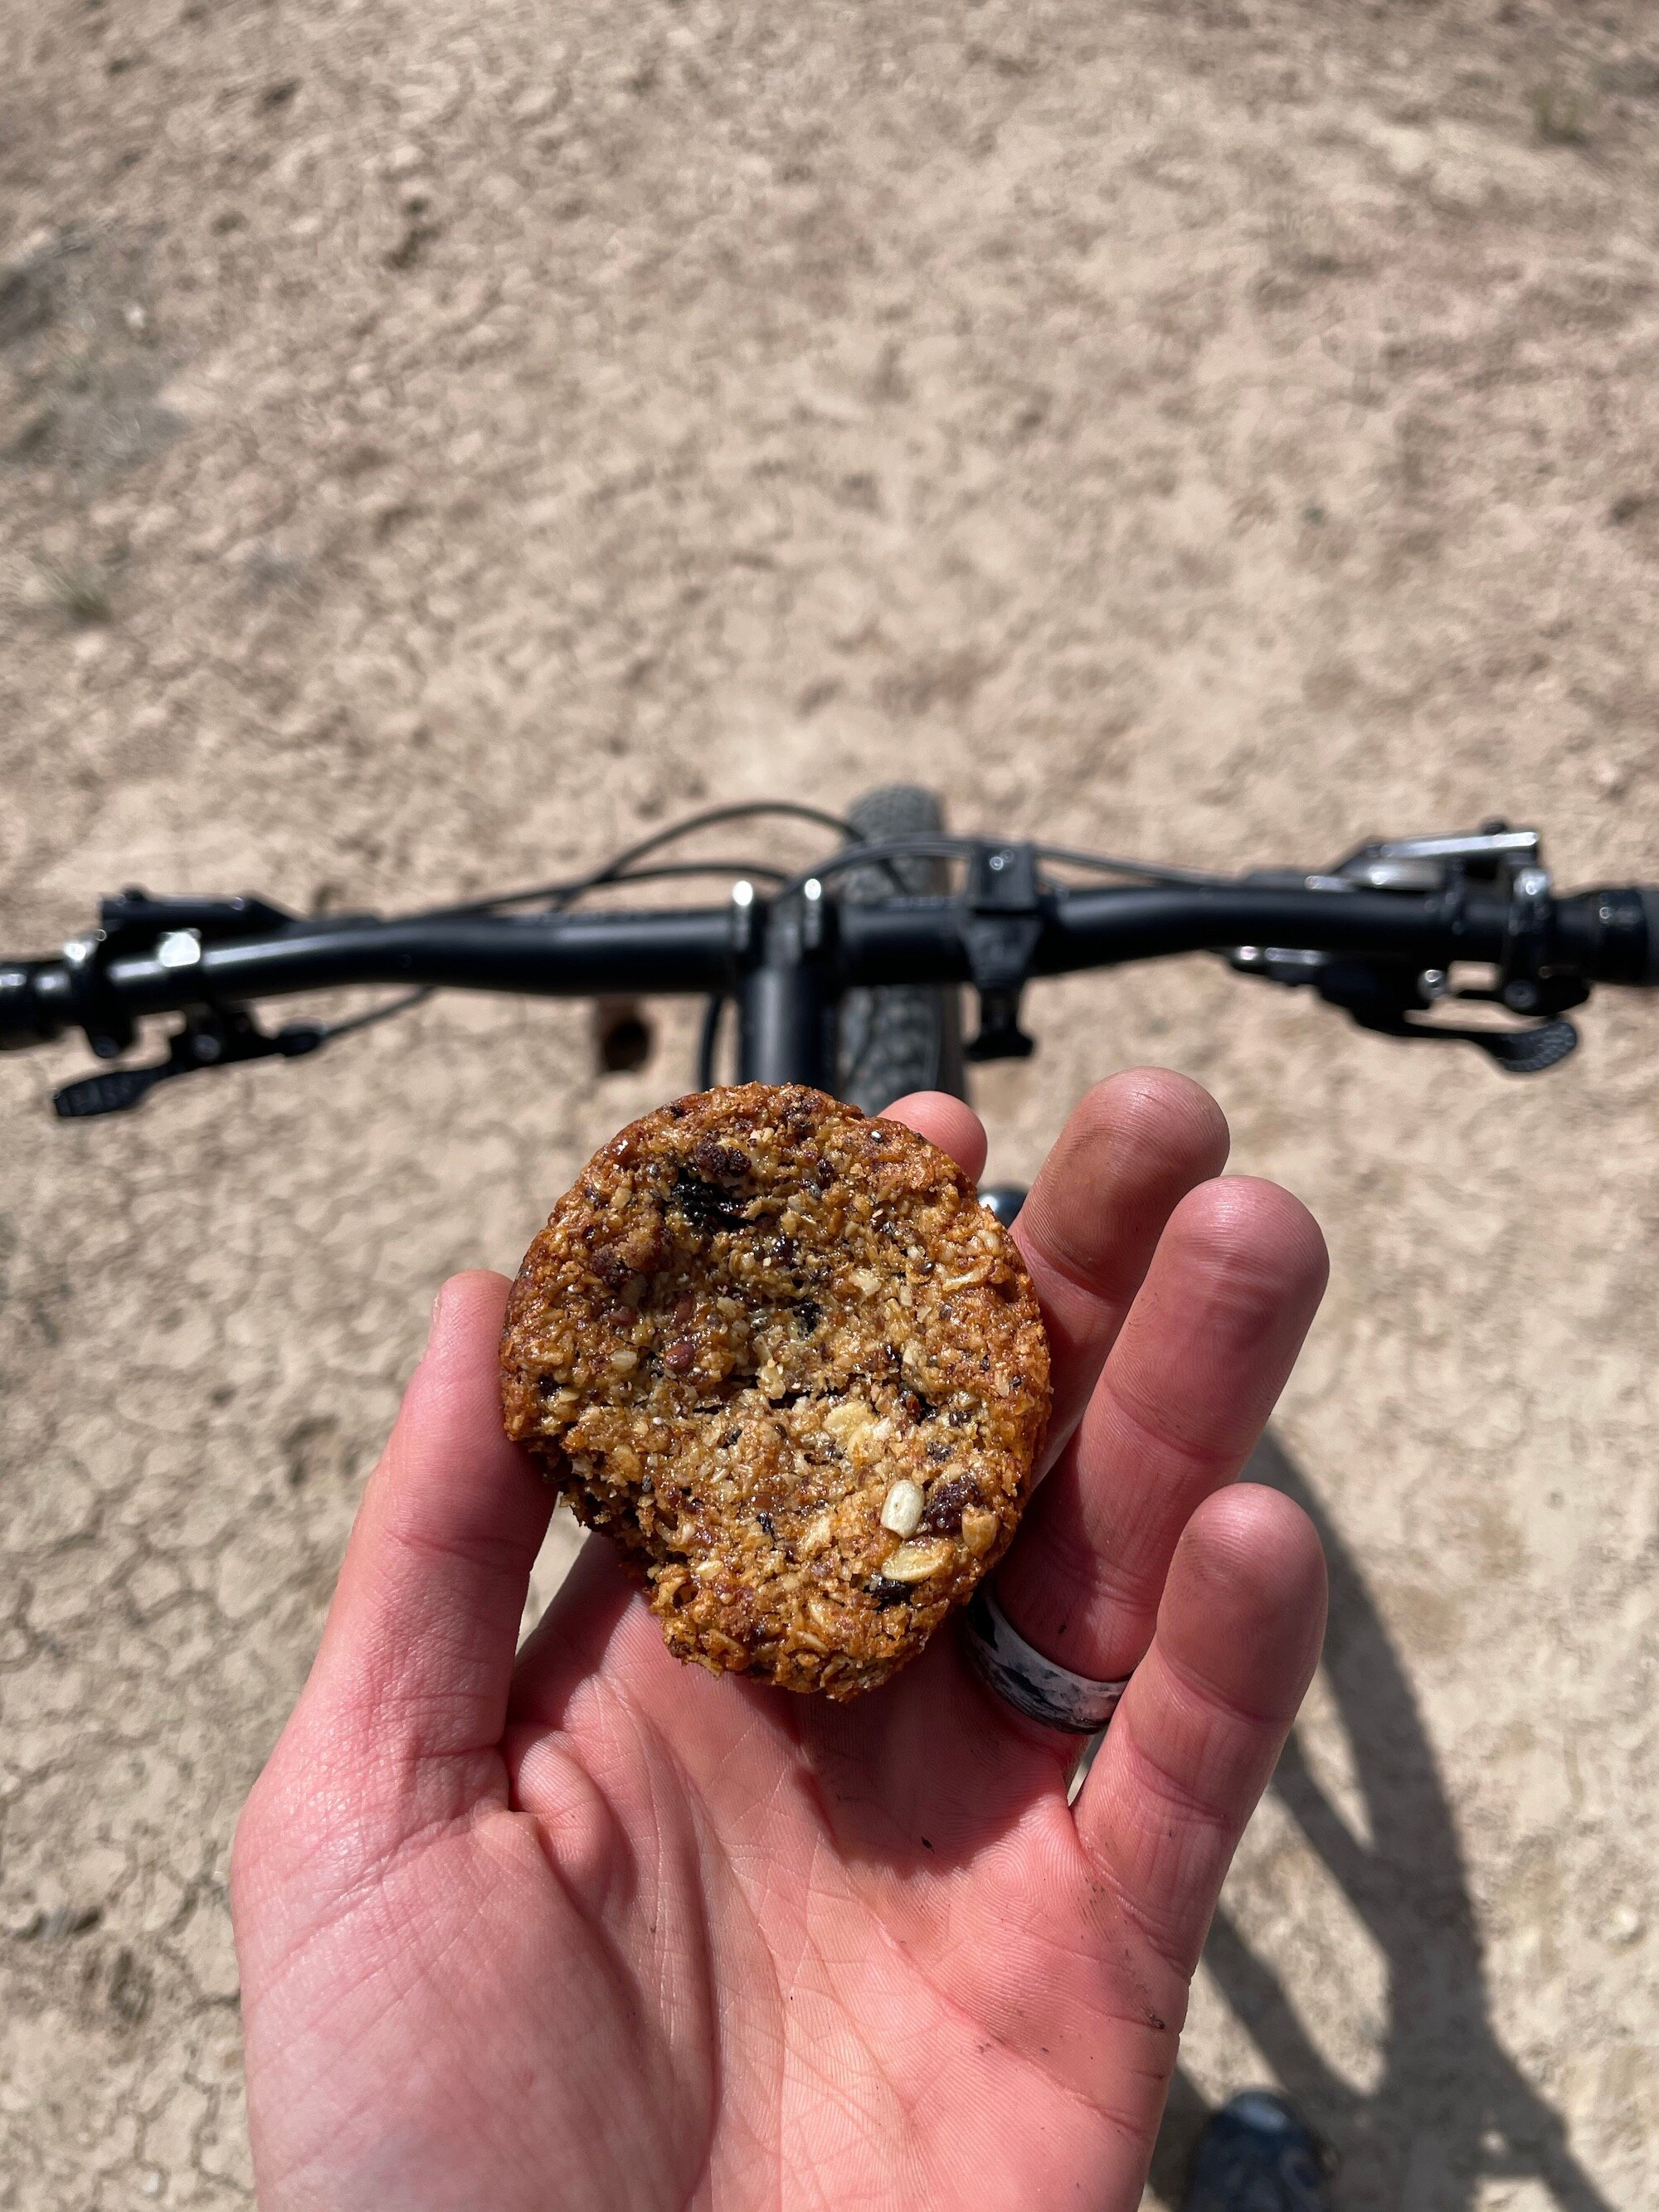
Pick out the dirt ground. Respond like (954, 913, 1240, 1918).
(3, 0, 1658, 2205)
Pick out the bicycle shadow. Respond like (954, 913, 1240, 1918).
(1146, 1433, 1613, 2212)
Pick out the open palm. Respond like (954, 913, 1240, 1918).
(233, 1075, 1329, 2211)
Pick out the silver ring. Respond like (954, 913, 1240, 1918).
(961, 1578, 1132, 1734)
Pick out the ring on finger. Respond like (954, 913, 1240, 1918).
(960, 1578, 1133, 1734)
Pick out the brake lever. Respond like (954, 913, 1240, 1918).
(1228, 822, 1593, 1074)
(95, 887, 296, 950)
(53, 1006, 325, 1119)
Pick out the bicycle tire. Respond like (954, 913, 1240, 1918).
(834, 785, 967, 1112)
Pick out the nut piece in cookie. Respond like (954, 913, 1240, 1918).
(500, 1083, 1049, 1699)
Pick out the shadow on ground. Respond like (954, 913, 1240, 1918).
(1146, 1435, 1613, 2212)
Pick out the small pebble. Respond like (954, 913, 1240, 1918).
(1604, 1903, 1644, 1947)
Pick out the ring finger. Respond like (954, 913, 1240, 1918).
(994, 1172, 1329, 1699)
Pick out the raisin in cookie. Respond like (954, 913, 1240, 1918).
(500, 1083, 1049, 1698)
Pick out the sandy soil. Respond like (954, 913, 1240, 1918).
(4, 1, 1658, 2205)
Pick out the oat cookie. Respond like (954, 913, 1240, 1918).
(500, 1084, 1050, 1698)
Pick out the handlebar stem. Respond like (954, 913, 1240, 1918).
(736, 887, 835, 1087)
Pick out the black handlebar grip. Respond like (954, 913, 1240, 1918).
(0, 962, 66, 1049)
(1552, 888, 1659, 985)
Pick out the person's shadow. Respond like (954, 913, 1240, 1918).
(1146, 1434, 1614, 2212)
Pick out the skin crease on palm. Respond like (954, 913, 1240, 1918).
(230, 1072, 1331, 2212)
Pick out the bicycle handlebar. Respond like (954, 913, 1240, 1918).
(3, 878, 1656, 1055)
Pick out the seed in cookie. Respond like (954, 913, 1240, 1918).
(499, 1083, 1050, 1699)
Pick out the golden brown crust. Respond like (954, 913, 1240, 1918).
(500, 1084, 1049, 1698)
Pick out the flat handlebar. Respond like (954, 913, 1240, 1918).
(3, 880, 1656, 1054)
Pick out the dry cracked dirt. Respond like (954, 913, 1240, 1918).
(3, 1, 1658, 2205)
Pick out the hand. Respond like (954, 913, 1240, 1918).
(232, 1074, 1329, 2211)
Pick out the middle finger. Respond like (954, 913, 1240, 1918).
(889, 1069, 1232, 1456)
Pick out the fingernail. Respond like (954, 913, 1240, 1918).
(426, 1281, 449, 1347)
